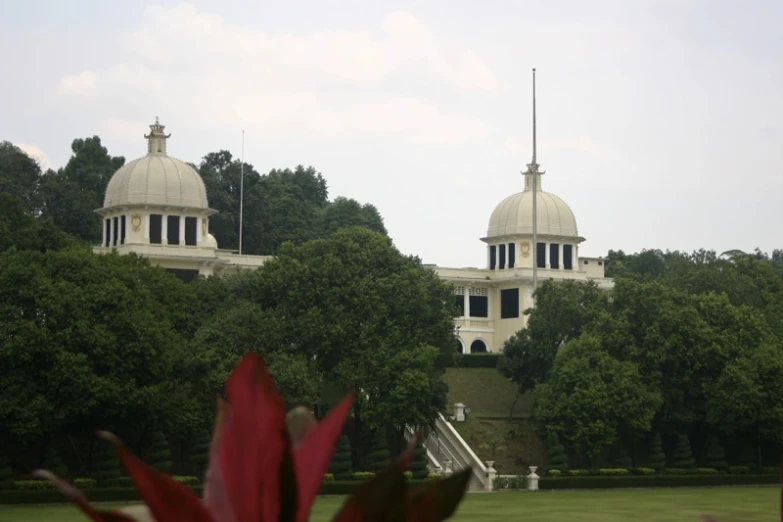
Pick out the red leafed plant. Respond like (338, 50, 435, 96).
(34, 352, 471, 521)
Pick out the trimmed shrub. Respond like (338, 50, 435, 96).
(42, 446, 67, 478)
(145, 432, 172, 473)
(189, 430, 210, 479)
(545, 433, 569, 472)
(408, 440, 429, 480)
(694, 468, 719, 475)
(14, 480, 56, 490)
(367, 430, 390, 472)
(323, 473, 335, 483)
(547, 469, 561, 477)
(566, 469, 590, 476)
(172, 476, 200, 485)
(329, 435, 353, 480)
(607, 441, 631, 469)
(427, 472, 443, 480)
(762, 466, 779, 475)
(0, 452, 12, 490)
(631, 467, 656, 475)
(90, 444, 122, 485)
(460, 354, 502, 368)
(352, 472, 376, 481)
(729, 465, 751, 475)
(704, 436, 728, 472)
(596, 468, 630, 476)
(738, 445, 758, 471)
(74, 478, 97, 490)
(647, 433, 666, 471)
(672, 434, 695, 469)
(660, 468, 689, 475)
(539, 473, 780, 490)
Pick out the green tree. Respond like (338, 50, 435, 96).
(499, 280, 606, 395)
(144, 431, 171, 473)
(704, 435, 728, 471)
(90, 443, 121, 484)
(408, 440, 429, 479)
(534, 336, 662, 466)
(544, 433, 569, 472)
(0, 141, 43, 214)
(329, 435, 353, 480)
(366, 429, 390, 472)
(647, 433, 666, 471)
(40, 137, 125, 243)
(319, 197, 387, 237)
(0, 193, 75, 253)
(0, 451, 12, 489)
(671, 434, 695, 469)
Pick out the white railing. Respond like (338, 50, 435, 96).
(433, 413, 490, 489)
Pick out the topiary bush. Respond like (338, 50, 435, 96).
(0, 452, 12, 490)
(329, 435, 353, 480)
(545, 433, 569, 472)
(42, 446, 67, 478)
(90, 444, 122, 485)
(189, 430, 210, 479)
(145, 432, 172, 473)
(704, 436, 728, 472)
(408, 440, 429, 480)
(607, 440, 631, 469)
(647, 433, 666, 471)
(367, 430, 390, 473)
(672, 434, 695, 469)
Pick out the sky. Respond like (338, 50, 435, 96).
(2, 0, 782, 268)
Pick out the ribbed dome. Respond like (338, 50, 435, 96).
(486, 190, 578, 238)
(102, 118, 209, 210)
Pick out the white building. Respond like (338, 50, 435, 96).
(94, 116, 611, 353)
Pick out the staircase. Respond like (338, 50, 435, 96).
(407, 413, 493, 492)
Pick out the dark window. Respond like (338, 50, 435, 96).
(454, 295, 465, 316)
(500, 288, 520, 319)
(166, 268, 200, 283)
(120, 216, 126, 245)
(167, 216, 180, 245)
(456, 341, 463, 354)
(598, 261, 603, 266)
(112, 217, 119, 246)
(104, 219, 111, 246)
(489, 246, 497, 270)
(185, 217, 197, 246)
(550, 243, 560, 269)
(563, 245, 573, 270)
(508, 243, 516, 268)
(469, 296, 488, 317)
(149, 214, 162, 244)
(470, 340, 488, 353)
(536, 242, 546, 268)
(499, 244, 506, 269)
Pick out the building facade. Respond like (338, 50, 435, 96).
(94, 118, 612, 351)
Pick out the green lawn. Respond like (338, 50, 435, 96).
(0, 486, 779, 521)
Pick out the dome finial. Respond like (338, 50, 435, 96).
(144, 117, 171, 155)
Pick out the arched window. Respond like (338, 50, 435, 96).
(470, 339, 488, 353)
(456, 340, 464, 353)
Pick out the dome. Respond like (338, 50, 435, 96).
(485, 166, 580, 239)
(487, 190, 578, 238)
(102, 118, 209, 210)
(203, 233, 218, 249)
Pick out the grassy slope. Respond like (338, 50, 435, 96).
(3, 487, 779, 521)
(442, 368, 545, 474)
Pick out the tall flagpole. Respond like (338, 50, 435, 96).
(239, 130, 245, 255)
(531, 68, 539, 295)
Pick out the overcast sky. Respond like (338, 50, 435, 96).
(2, 0, 781, 267)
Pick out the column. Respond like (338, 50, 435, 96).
(102, 219, 107, 247)
(179, 216, 186, 245)
(504, 243, 509, 269)
(559, 243, 564, 271)
(161, 214, 168, 243)
(109, 217, 116, 247)
(465, 288, 471, 317)
(544, 242, 550, 268)
(196, 216, 202, 245)
(572, 244, 577, 271)
(144, 214, 150, 240)
(486, 247, 491, 269)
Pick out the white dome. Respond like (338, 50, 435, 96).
(102, 119, 209, 210)
(486, 190, 579, 238)
(203, 233, 218, 249)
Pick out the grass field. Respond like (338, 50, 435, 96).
(0, 486, 779, 522)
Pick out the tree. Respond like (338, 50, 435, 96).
(671, 434, 695, 469)
(647, 433, 666, 471)
(319, 197, 387, 237)
(144, 431, 172, 473)
(329, 435, 353, 480)
(534, 336, 662, 466)
(241, 227, 455, 434)
(0, 451, 12, 489)
(704, 435, 728, 471)
(544, 433, 568, 472)
(409, 440, 429, 479)
(498, 280, 607, 395)
(40, 137, 124, 244)
(366, 429, 390, 472)
(0, 193, 75, 253)
(0, 141, 43, 214)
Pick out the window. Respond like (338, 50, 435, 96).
(456, 340, 464, 354)
(185, 217, 197, 246)
(104, 219, 111, 247)
(112, 217, 119, 246)
(499, 244, 506, 269)
(149, 214, 162, 244)
(469, 287, 488, 318)
(508, 243, 516, 268)
(549, 243, 560, 269)
(470, 339, 488, 353)
(536, 242, 546, 268)
(563, 245, 573, 270)
(500, 288, 519, 319)
(120, 216, 126, 245)
(489, 245, 497, 270)
(167, 216, 180, 245)
(454, 295, 465, 316)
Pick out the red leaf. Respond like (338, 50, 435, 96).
(97, 431, 213, 522)
(215, 353, 290, 522)
(405, 468, 472, 522)
(203, 399, 238, 522)
(32, 470, 138, 522)
(293, 394, 353, 522)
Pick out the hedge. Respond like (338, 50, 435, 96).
(539, 473, 780, 490)
(0, 480, 434, 505)
(459, 354, 501, 368)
